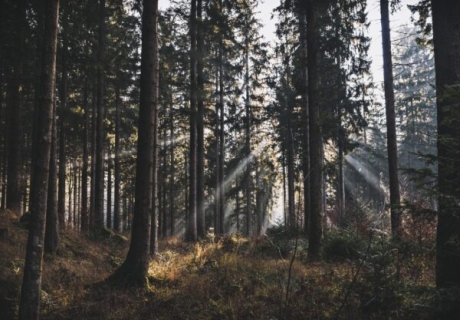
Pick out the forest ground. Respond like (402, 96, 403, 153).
(0, 210, 437, 319)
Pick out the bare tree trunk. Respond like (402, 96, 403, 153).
(81, 82, 89, 232)
(114, 84, 121, 232)
(218, 0, 225, 234)
(169, 101, 175, 236)
(6, 0, 26, 215)
(187, 0, 198, 241)
(19, 0, 59, 317)
(110, 0, 159, 285)
(244, 30, 252, 237)
(58, 19, 68, 230)
(45, 100, 59, 254)
(107, 158, 112, 229)
(196, 0, 205, 238)
(307, 0, 323, 261)
(380, 0, 401, 235)
(432, 0, 460, 289)
(94, 0, 106, 230)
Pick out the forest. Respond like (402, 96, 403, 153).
(0, 0, 460, 319)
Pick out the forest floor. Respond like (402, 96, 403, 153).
(0, 210, 437, 319)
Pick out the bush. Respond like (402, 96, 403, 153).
(323, 229, 367, 262)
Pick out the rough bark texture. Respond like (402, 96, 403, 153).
(432, 0, 460, 289)
(18, 0, 59, 318)
(110, 0, 158, 285)
(244, 30, 252, 237)
(218, 0, 225, 235)
(306, 0, 323, 261)
(94, 0, 106, 230)
(380, 0, 401, 235)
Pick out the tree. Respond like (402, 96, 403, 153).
(380, 0, 401, 236)
(18, 0, 60, 318)
(306, 0, 323, 261)
(110, 0, 159, 285)
(431, 0, 460, 290)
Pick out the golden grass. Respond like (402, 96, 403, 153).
(0, 214, 436, 320)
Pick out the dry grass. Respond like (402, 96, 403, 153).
(0, 212, 436, 320)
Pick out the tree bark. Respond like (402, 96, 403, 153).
(114, 84, 121, 232)
(431, 0, 460, 289)
(307, 0, 323, 261)
(380, 0, 401, 236)
(81, 82, 89, 232)
(6, 0, 26, 215)
(110, 0, 159, 286)
(196, 0, 205, 238)
(94, 0, 106, 230)
(218, 0, 225, 234)
(58, 18, 68, 230)
(19, 0, 59, 318)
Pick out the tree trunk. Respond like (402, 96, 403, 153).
(19, 0, 59, 318)
(169, 101, 175, 236)
(94, 0, 106, 230)
(81, 81, 89, 232)
(114, 84, 121, 232)
(6, 0, 26, 215)
(380, 0, 401, 236)
(299, 3, 311, 233)
(188, 0, 198, 241)
(58, 21, 68, 230)
(45, 100, 59, 254)
(107, 159, 112, 229)
(110, 0, 159, 286)
(431, 0, 460, 289)
(196, 0, 205, 238)
(307, 0, 323, 261)
(244, 30, 252, 237)
(218, 0, 225, 234)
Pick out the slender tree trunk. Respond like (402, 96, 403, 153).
(380, 0, 401, 235)
(196, 0, 205, 238)
(169, 102, 175, 236)
(337, 107, 345, 220)
(19, 0, 59, 318)
(90, 82, 97, 229)
(299, 3, 311, 233)
(94, 0, 106, 230)
(307, 0, 323, 261)
(45, 100, 59, 254)
(58, 23, 68, 230)
(218, 1, 225, 234)
(244, 32, 252, 237)
(188, 0, 198, 241)
(110, 0, 159, 285)
(149, 0, 160, 256)
(6, 0, 26, 215)
(287, 98, 295, 227)
(81, 82, 89, 232)
(432, 0, 460, 289)
(114, 85, 121, 232)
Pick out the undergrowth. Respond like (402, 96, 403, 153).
(0, 211, 437, 319)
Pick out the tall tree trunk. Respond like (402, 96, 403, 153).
(307, 0, 323, 261)
(287, 98, 295, 227)
(431, 0, 460, 289)
(58, 21, 68, 230)
(380, 0, 401, 235)
(188, 0, 198, 241)
(337, 108, 345, 220)
(81, 82, 89, 232)
(6, 0, 26, 215)
(299, 3, 311, 233)
(218, 1, 225, 234)
(114, 84, 121, 232)
(94, 0, 106, 230)
(45, 100, 59, 254)
(169, 102, 175, 236)
(244, 30, 252, 237)
(110, 0, 159, 285)
(19, 0, 59, 318)
(196, 0, 205, 238)
(90, 82, 97, 229)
